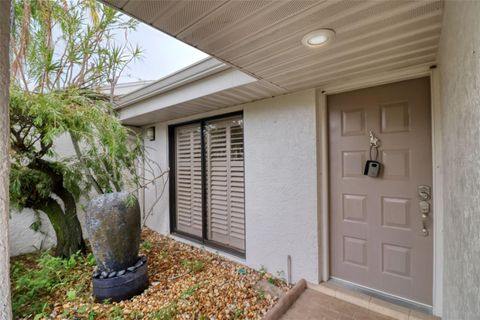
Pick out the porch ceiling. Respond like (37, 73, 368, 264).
(104, 0, 443, 94)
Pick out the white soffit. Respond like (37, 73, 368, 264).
(117, 58, 282, 125)
(103, 0, 444, 94)
(120, 79, 284, 126)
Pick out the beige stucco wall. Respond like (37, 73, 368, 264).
(142, 123, 170, 235)
(438, 1, 480, 318)
(243, 89, 320, 283)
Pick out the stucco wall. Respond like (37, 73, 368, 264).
(142, 123, 170, 234)
(143, 90, 320, 283)
(438, 1, 480, 319)
(9, 209, 56, 255)
(243, 89, 319, 283)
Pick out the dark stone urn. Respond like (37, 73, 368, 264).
(86, 192, 148, 302)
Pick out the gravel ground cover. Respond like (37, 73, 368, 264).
(12, 229, 289, 319)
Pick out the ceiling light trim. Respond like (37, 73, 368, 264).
(302, 29, 336, 48)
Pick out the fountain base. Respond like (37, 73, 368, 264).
(92, 257, 148, 302)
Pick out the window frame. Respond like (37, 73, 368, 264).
(168, 111, 245, 258)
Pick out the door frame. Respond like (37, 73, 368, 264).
(316, 65, 444, 317)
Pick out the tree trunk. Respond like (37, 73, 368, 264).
(35, 197, 84, 257)
(29, 159, 86, 257)
(0, 0, 12, 319)
(55, 188, 86, 257)
(35, 198, 71, 257)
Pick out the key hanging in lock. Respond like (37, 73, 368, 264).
(364, 130, 382, 177)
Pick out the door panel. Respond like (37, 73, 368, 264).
(174, 124, 203, 237)
(205, 116, 245, 251)
(328, 77, 433, 305)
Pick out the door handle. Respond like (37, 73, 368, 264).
(418, 186, 432, 237)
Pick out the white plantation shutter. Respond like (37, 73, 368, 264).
(205, 116, 245, 251)
(174, 124, 203, 237)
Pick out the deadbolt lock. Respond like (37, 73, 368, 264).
(418, 185, 431, 201)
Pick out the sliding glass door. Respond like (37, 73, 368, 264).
(171, 113, 245, 254)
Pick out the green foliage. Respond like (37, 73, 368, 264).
(125, 193, 138, 208)
(11, 251, 94, 318)
(9, 86, 144, 206)
(149, 303, 178, 320)
(148, 284, 201, 320)
(181, 259, 205, 273)
(77, 304, 89, 314)
(66, 290, 77, 301)
(233, 307, 243, 319)
(11, 0, 141, 92)
(180, 284, 200, 300)
(86, 252, 97, 266)
(140, 240, 153, 253)
(129, 310, 145, 319)
(9, 0, 145, 257)
(88, 309, 97, 320)
(110, 306, 125, 320)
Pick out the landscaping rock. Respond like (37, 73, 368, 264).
(134, 259, 143, 268)
(31, 229, 292, 319)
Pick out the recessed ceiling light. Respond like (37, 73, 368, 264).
(302, 29, 335, 48)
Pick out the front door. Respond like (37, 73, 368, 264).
(328, 77, 433, 305)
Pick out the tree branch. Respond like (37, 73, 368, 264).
(69, 132, 104, 194)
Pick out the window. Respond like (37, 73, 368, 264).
(170, 113, 245, 255)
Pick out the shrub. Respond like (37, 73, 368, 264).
(11, 251, 94, 318)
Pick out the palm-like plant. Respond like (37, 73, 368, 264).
(9, 0, 146, 257)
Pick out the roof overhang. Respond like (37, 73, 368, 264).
(104, 0, 444, 125)
(117, 58, 271, 125)
(117, 57, 228, 108)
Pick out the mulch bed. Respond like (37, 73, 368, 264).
(18, 229, 289, 319)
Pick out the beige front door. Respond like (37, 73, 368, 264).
(328, 77, 433, 305)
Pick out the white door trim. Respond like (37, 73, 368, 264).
(430, 68, 443, 316)
(316, 65, 443, 317)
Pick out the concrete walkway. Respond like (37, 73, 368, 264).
(280, 288, 394, 320)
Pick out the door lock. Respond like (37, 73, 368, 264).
(418, 185, 431, 201)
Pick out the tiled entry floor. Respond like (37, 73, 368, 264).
(280, 289, 394, 320)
